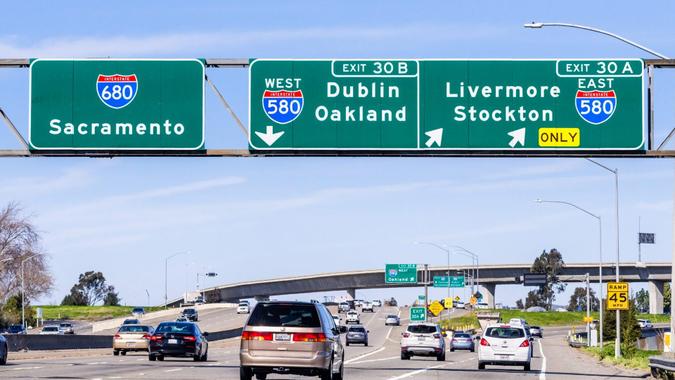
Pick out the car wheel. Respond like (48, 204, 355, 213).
(346, 342, 350, 346)
(437, 352, 445, 361)
(255, 373, 267, 380)
(524, 363, 531, 371)
(157, 355, 164, 361)
(470, 347, 475, 353)
(320, 358, 334, 380)
(240, 366, 253, 380)
(450, 348, 455, 352)
(364, 341, 368, 346)
(113, 350, 119, 356)
(148, 355, 156, 361)
(401, 353, 410, 360)
(120, 351, 126, 356)
(478, 362, 485, 370)
(0, 346, 6, 365)
(202, 351, 208, 361)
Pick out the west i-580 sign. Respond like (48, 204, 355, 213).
(249, 59, 644, 152)
(29, 59, 205, 150)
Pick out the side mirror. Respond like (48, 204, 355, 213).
(203, 332, 209, 337)
(529, 337, 534, 342)
(442, 332, 447, 337)
(339, 326, 347, 333)
(367, 330, 370, 333)
(474, 336, 480, 341)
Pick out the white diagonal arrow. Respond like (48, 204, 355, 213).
(424, 128, 443, 147)
(507, 127, 526, 148)
(255, 125, 285, 146)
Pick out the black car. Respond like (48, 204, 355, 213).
(0, 334, 7, 365)
(182, 308, 199, 322)
(148, 322, 208, 361)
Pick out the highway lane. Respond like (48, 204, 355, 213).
(0, 306, 651, 379)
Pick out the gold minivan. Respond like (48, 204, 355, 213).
(239, 301, 344, 380)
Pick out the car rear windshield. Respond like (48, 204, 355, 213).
(156, 323, 195, 334)
(119, 325, 151, 333)
(60, 323, 72, 327)
(407, 325, 438, 334)
(247, 304, 321, 327)
(183, 309, 196, 314)
(454, 333, 470, 338)
(349, 327, 366, 332)
(485, 327, 525, 339)
(239, 303, 248, 306)
(387, 315, 397, 318)
(132, 308, 144, 312)
(44, 326, 59, 331)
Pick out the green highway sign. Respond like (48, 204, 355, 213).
(433, 275, 465, 288)
(385, 264, 417, 284)
(29, 59, 205, 150)
(410, 307, 426, 322)
(249, 59, 644, 152)
(418, 295, 426, 301)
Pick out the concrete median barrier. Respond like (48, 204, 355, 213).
(4, 325, 242, 352)
(5, 334, 113, 352)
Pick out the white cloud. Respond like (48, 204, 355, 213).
(0, 24, 507, 57)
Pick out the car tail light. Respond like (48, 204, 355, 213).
(292, 333, 326, 342)
(433, 334, 441, 339)
(142, 334, 150, 340)
(113, 334, 121, 340)
(480, 338, 490, 346)
(183, 335, 196, 342)
(150, 334, 164, 342)
(402, 333, 410, 338)
(241, 331, 273, 341)
(520, 339, 530, 347)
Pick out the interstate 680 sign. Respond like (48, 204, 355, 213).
(249, 59, 644, 152)
(29, 59, 205, 150)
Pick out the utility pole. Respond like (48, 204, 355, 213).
(424, 264, 429, 320)
(586, 273, 591, 347)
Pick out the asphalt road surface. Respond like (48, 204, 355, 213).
(1, 305, 649, 379)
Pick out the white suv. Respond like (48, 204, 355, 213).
(346, 310, 360, 324)
(400, 323, 446, 361)
(478, 324, 532, 371)
(237, 302, 250, 314)
(361, 302, 374, 313)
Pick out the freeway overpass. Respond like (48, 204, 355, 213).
(171, 262, 670, 314)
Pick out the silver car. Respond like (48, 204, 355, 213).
(385, 315, 400, 326)
(346, 325, 369, 346)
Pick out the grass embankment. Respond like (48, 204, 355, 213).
(438, 314, 480, 331)
(35, 306, 164, 321)
(583, 345, 660, 370)
(496, 309, 668, 327)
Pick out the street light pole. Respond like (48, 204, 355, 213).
(21, 254, 40, 331)
(587, 159, 621, 358)
(415, 241, 452, 301)
(523, 21, 666, 359)
(164, 251, 189, 308)
(535, 198, 603, 348)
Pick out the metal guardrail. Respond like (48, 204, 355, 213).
(649, 355, 675, 379)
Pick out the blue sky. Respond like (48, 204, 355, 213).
(0, 1, 674, 307)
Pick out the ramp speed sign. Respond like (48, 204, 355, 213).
(607, 282, 629, 310)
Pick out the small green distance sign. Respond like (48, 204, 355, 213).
(434, 275, 465, 288)
(249, 59, 644, 152)
(410, 307, 426, 322)
(29, 59, 205, 150)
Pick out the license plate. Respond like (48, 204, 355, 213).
(498, 354, 511, 360)
(275, 333, 291, 341)
(168, 339, 178, 344)
(126, 342, 135, 347)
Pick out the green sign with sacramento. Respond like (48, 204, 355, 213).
(29, 59, 204, 150)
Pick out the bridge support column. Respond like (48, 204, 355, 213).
(480, 284, 496, 309)
(649, 280, 665, 314)
(346, 289, 356, 301)
(254, 295, 270, 302)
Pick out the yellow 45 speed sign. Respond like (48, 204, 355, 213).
(607, 282, 629, 310)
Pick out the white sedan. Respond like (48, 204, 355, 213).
(478, 324, 532, 371)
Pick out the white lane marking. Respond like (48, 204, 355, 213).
(164, 368, 183, 373)
(10, 366, 43, 371)
(538, 340, 547, 380)
(344, 347, 385, 364)
(387, 358, 472, 380)
(349, 355, 400, 365)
